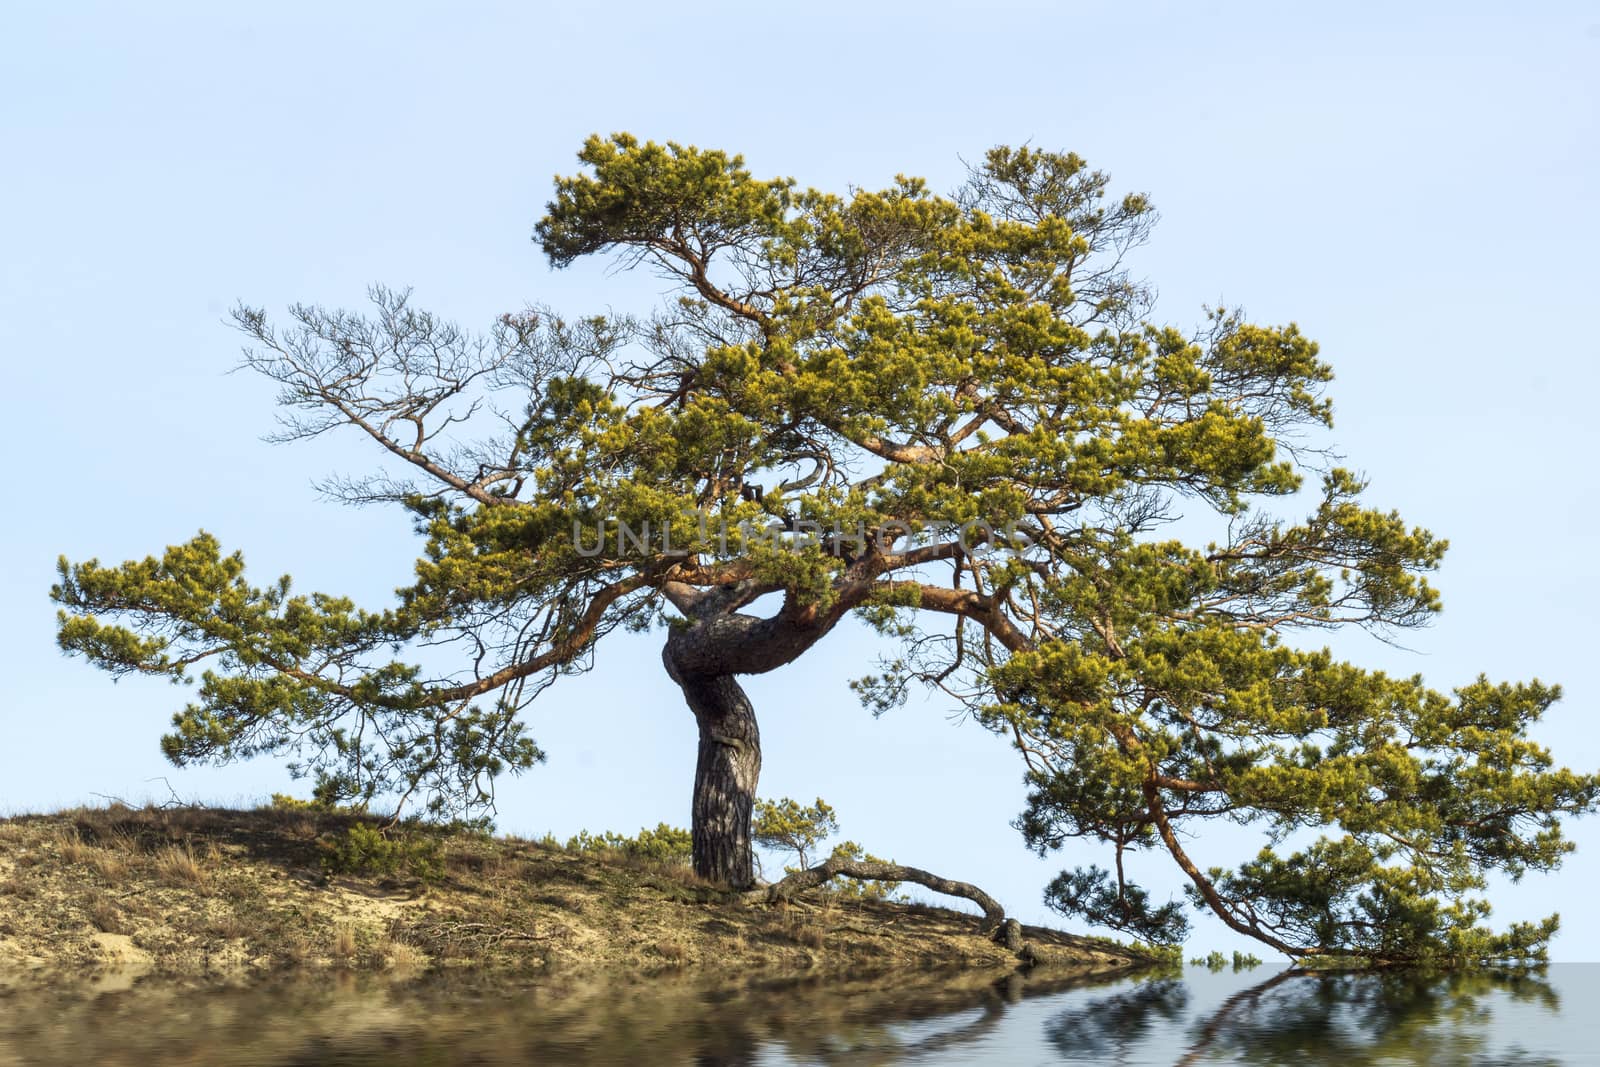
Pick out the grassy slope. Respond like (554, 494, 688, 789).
(0, 805, 1152, 985)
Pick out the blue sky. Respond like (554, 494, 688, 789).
(3, 2, 1597, 959)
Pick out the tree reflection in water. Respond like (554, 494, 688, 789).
(1046, 966, 1561, 1066)
(0, 966, 1136, 1067)
(1044, 977, 1191, 1062)
(0, 964, 1573, 1065)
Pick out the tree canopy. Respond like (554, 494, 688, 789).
(53, 134, 1598, 964)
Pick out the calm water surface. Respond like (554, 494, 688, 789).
(2, 963, 1597, 1065)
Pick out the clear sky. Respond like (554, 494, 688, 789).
(3, 1, 1597, 960)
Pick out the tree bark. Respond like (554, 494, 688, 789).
(659, 586, 863, 892)
(760, 855, 1008, 931)
(665, 643, 762, 889)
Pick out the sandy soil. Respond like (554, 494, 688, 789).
(0, 805, 1153, 989)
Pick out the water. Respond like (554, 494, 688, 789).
(1, 964, 1597, 1065)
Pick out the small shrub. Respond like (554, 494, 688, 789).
(266, 793, 331, 813)
(1190, 950, 1229, 971)
(428, 813, 496, 837)
(1232, 950, 1264, 970)
(1128, 940, 1185, 967)
(753, 797, 838, 870)
(320, 824, 442, 881)
(564, 823, 692, 865)
(564, 828, 626, 853)
(751, 798, 903, 900)
(629, 823, 693, 864)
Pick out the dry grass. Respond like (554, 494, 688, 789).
(87, 895, 125, 934)
(333, 921, 358, 960)
(55, 829, 94, 866)
(208, 913, 249, 940)
(283, 935, 315, 965)
(653, 938, 691, 964)
(51, 824, 136, 881)
(152, 844, 207, 888)
(0, 804, 1156, 983)
(789, 919, 826, 949)
(88, 849, 130, 882)
(376, 936, 426, 971)
(105, 828, 140, 852)
(1, 875, 38, 900)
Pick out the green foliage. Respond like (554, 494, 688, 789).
(825, 841, 904, 900)
(49, 133, 1600, 964)
(266, 792, 494, 836)
(266, 793, 333, 813)
(752, 798, 903, 898)
(319, 824, 442, 882)
(1184, 949, 1264, 972)
(1013, 638, 1596, 962)
(1044, 865, 1188, 945)
(563, 829, 622, 852)
(628, 823, 693, 864)
(753, 797, 838, 869)
(52, 525, 543, 820)
(1125, 941, 1185, 968)
(565, 823, 692, 865)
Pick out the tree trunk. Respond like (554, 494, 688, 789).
(665, 647, 761, 889)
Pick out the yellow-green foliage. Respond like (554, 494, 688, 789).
(753, 797, 838, 869)
(48, 134, 1600, 966)
(320, 824, 442, 881)
(565, 823, 692, 865)
(267, 793, 335, 813)
(754, 798, 903, 898)
(826, 841, 904, 901)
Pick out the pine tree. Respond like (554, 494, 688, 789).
(54, 136, 1598, 962)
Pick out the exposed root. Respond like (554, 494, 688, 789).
(755, 856, 1007, 931)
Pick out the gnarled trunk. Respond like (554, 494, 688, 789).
(660, 591, 855, 891)
(665, 646, 761, 888)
